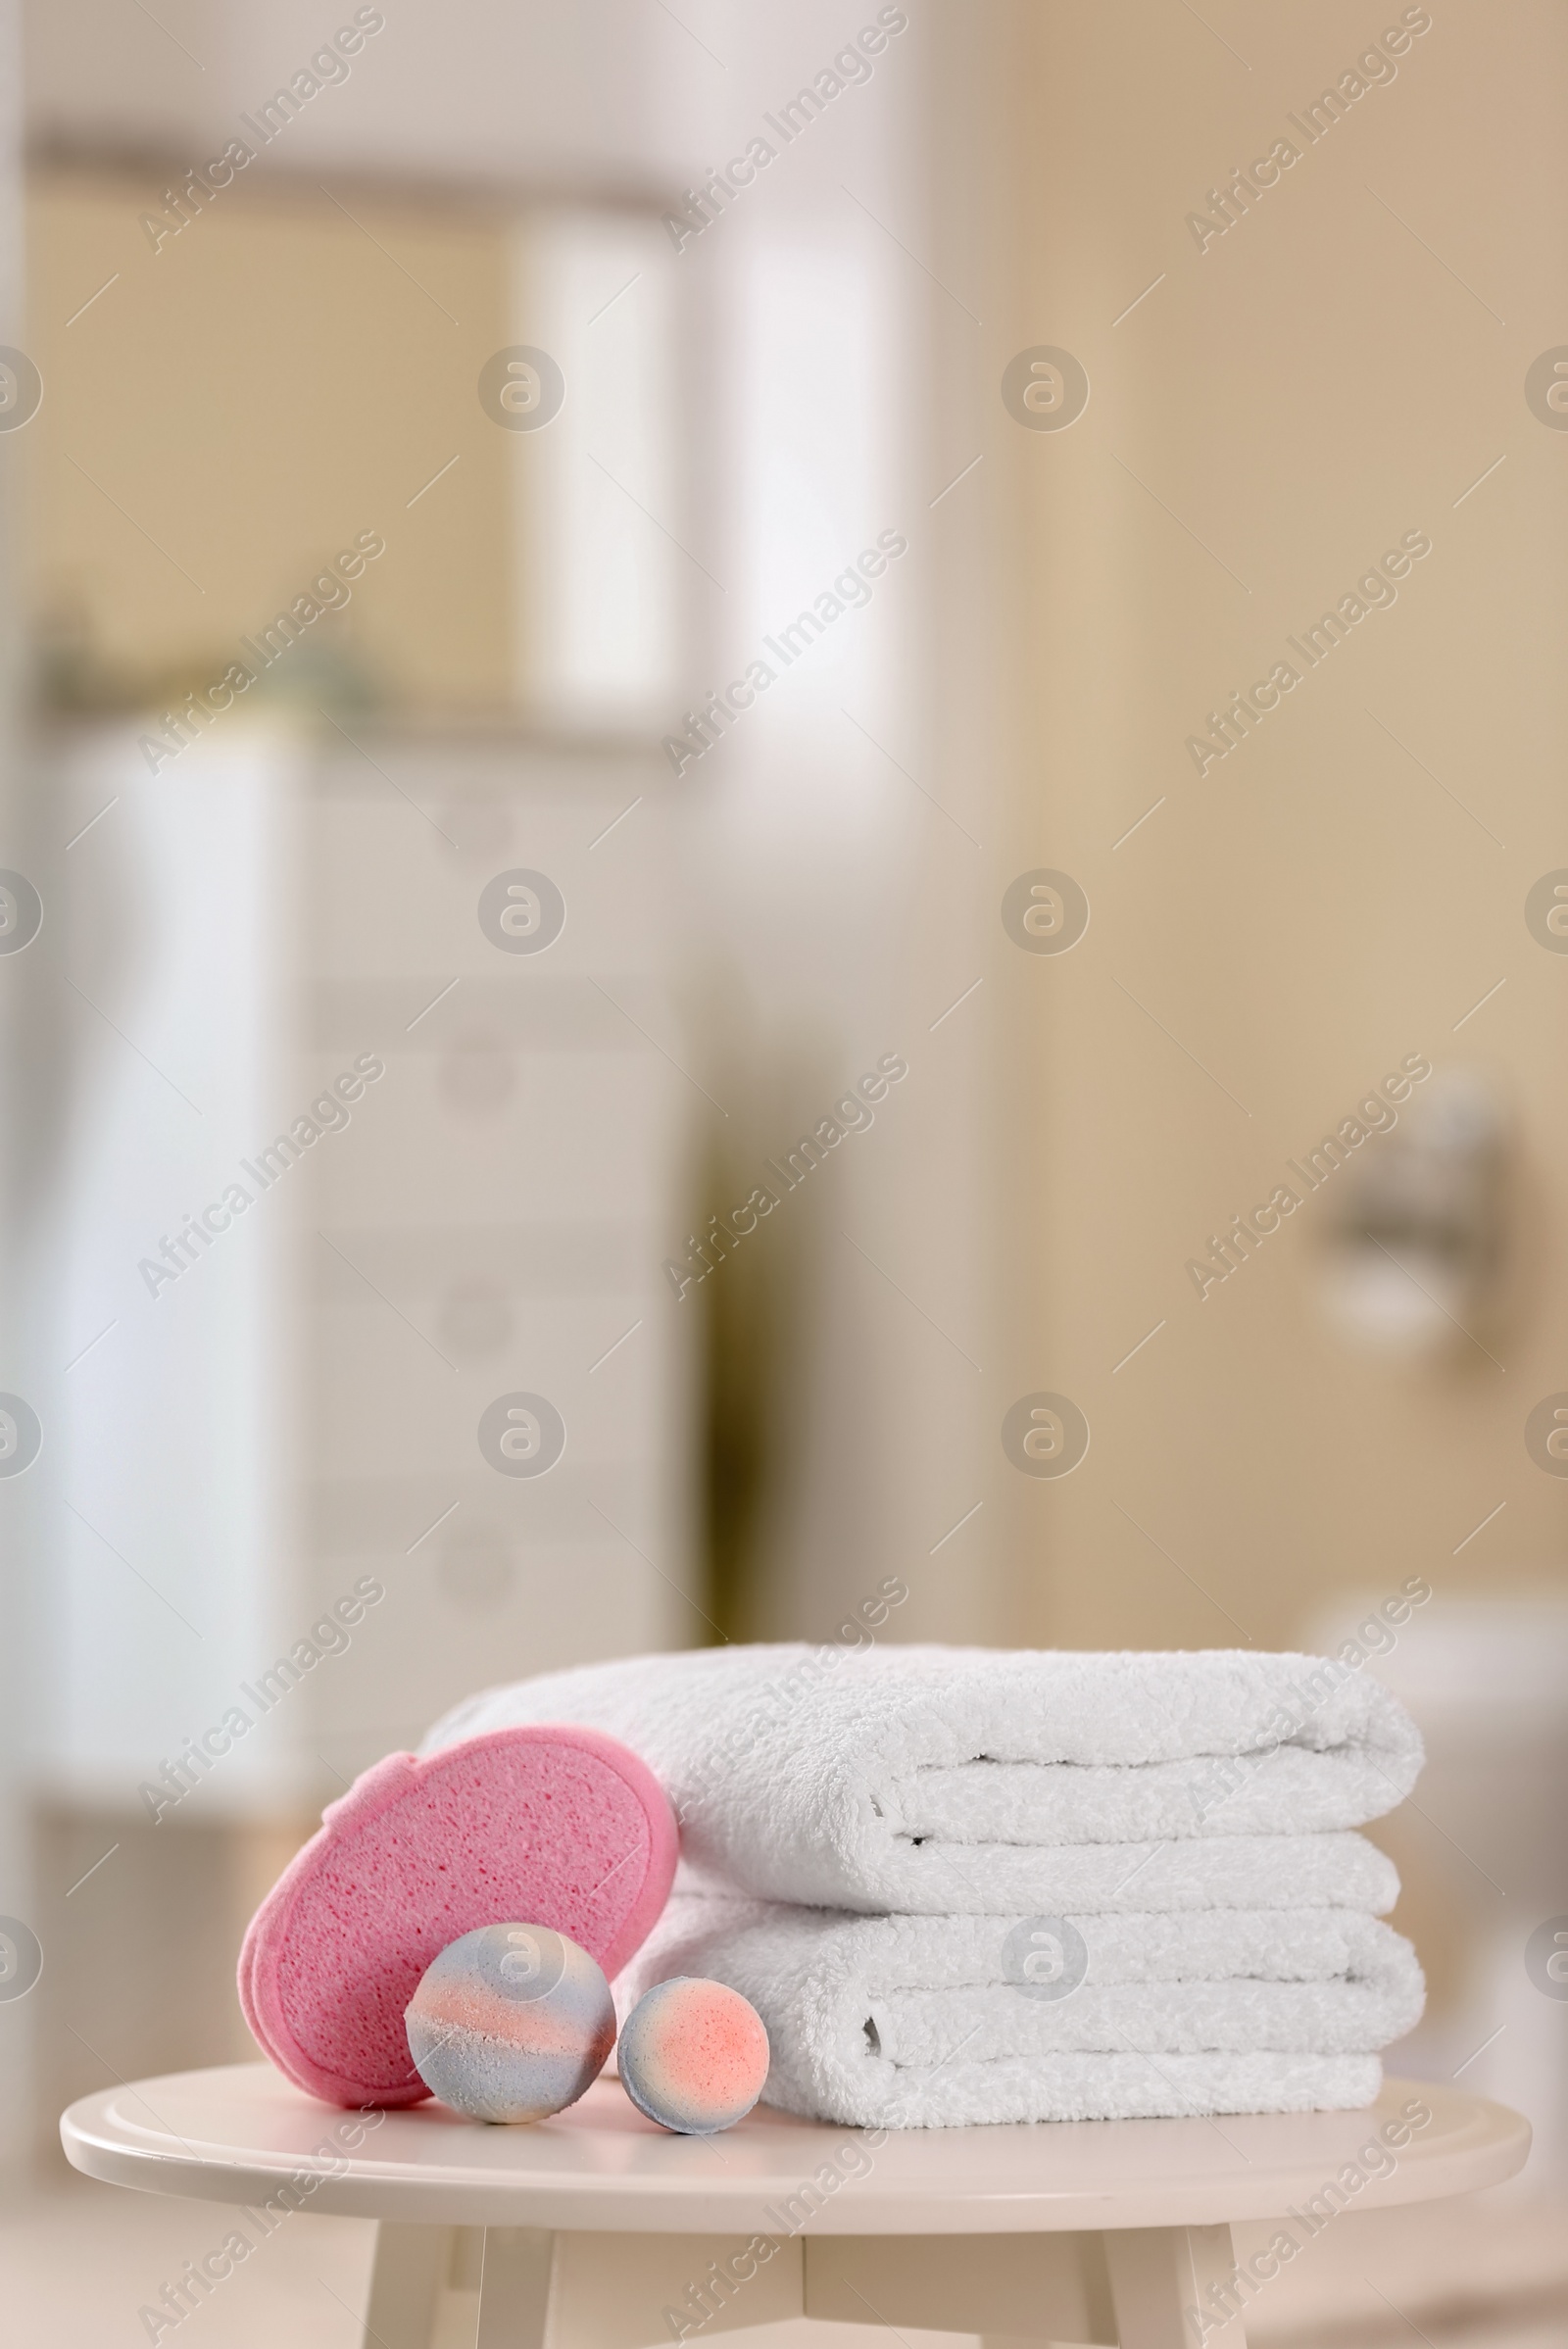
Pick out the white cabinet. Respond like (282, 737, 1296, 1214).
(43, 720, 696, 1822)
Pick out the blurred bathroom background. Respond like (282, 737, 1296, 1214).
(2, 0, 1567, 2340)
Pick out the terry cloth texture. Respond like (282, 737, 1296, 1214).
(612, 1894, 1425, 2129)
(422, 1643, 1423, 1914)
(424, 1644, 1426, 2125)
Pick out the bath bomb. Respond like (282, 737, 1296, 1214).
(238, 1725, 677, 2107)
(406, 1923, 616, 2123)
(617, 1978, 769, 2134)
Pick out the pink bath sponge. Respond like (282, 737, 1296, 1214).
(239, 1727, 677, 2108)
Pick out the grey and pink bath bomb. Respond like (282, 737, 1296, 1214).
(405, 1923, 616, 2123)
(617, 1978, 770, 2133)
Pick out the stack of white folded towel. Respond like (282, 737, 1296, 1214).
(423, 1643, 1426, 2129)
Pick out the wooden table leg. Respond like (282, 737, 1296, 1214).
(361, 2223, 457, 2349)
(368, 2222, 1252, 2349)
(1104, 2226, 1248, 2349)
(476, 2227, 558, 2349)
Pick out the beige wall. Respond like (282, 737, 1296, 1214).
(27, 167, 514, 710)
(998, 0, 1568, 1651)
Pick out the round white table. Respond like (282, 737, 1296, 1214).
(61, 2066, 1528, 2349)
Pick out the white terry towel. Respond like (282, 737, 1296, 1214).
(615, 1896, 1425, 2128)
(423, 1644, 1422, 1915)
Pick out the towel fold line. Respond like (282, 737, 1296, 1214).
(422, 1642, 1423, 1915)
(613, 1896, 1423, 2127)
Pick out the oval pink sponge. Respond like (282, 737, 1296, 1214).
(239, 1726, 677, 2108)
(618, 1978, 769, 2134)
